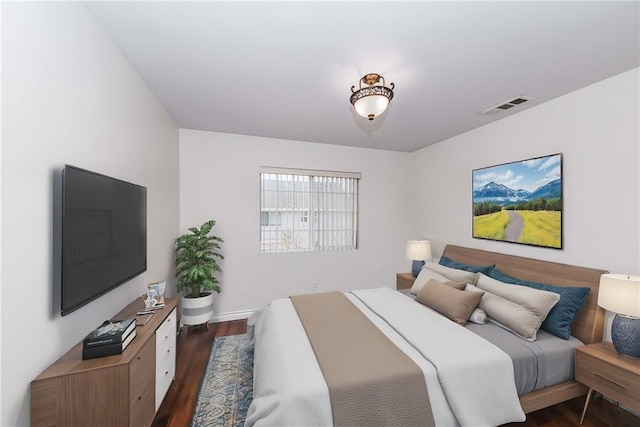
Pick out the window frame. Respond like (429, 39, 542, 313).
(259, 167, 361, 254)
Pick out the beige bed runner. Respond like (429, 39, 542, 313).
(290, 291, 435, 427)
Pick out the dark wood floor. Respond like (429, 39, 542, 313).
(153, 319, 639, 427)
(152, 319, 247, 427)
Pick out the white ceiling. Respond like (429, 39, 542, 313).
(85, 1, 639, 152)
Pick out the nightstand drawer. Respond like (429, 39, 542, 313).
(576, 349, 640, 412)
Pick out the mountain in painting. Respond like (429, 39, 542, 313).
(473, 179, 560, 205)
(473, 182, 530, 204)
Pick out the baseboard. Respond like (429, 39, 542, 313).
(210, 309, 256, 323)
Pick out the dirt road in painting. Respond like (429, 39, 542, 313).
(505, 211, 524, 242)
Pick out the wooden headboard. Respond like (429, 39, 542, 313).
(442, 245, 607, 345)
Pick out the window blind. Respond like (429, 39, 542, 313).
(260, 169, 359, 253)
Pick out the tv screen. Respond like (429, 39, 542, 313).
(61, 165, 147, 316)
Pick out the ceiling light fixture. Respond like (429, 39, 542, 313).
(350, 73, 395, 121)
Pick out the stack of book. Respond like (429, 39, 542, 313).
(82, 318, 137, 360)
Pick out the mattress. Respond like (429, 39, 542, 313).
(398, 286, 582, 395)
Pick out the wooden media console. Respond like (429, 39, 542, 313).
(31, 297, 178, 427)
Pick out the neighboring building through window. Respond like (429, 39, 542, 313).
(260, 167, 360, 253)
(260, 211, 282, 226)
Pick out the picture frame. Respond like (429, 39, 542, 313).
(472, 153, 562, 249)
(143, 281, 166, 310)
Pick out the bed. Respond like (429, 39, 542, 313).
(246, 245, 607, 426)
(441, 245, 607, 414)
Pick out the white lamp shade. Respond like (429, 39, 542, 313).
(354, 95, 390, 119)
(406, 240, 432, 261)
(597, 274, 640, 317)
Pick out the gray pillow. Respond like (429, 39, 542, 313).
(423, 262, 479, 285)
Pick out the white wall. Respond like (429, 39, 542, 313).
(410, 68, 639, 274)
(1, 3, 179, 425)
(410, 68, 640, 340)
(180, 69, 639, 325)
(179, 130, 412, 316)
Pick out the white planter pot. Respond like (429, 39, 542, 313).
(181, 292, 214, 326)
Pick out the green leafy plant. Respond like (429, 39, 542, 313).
(175, 220, 224, 298)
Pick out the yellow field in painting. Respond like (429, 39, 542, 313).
(473, 211, 509, 240)
(518, 211, 561, 248)
(474, 210, 561, 247)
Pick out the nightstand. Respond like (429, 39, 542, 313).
(396, 273, 416, 290)
(575, 341, 640, 425)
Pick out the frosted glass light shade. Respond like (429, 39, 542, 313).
(406, 240, 432, 261)
(354, 95, 390, 120)
(349, 73, 394, 121)
(597, 274, 640, 317)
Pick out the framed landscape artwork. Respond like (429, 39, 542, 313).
(472, 153, 563, 249)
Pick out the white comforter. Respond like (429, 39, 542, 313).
(245, 287, 525, 427)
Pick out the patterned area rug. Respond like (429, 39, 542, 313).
(191, 334, 254, 427)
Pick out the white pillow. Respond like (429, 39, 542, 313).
(466, 284, 543, 341)
(463, 286, 488, 324)
(468, 308, 487, 324)
(410, 268, 449, 295)
(476, 274, 560, 320)
(470, 276, 560, 341)
(423, 262, 479, 285)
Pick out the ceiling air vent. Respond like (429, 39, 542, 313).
(480, 96, 533, 115)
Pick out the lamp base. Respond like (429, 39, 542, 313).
(411, 260, 425, 277)
(611, 314, 640, 358)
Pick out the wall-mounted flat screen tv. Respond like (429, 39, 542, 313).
(61, 165, 147, 316)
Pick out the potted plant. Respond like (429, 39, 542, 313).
(175, 220, 223, 328)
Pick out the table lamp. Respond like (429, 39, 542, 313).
(597, 274, 640, 358)
(406, 240, 432, 277)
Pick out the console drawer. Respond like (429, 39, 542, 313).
(129, 337, 156, 427)
(155, 308, 177, 410)
(156, 309, 176, 352)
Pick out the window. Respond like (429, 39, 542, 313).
(260, 211, 282, 226)
(260, 167, 360, 253)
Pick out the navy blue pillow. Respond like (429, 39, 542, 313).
(439, 256, 495, 275)
(488, 269, 590, 340)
